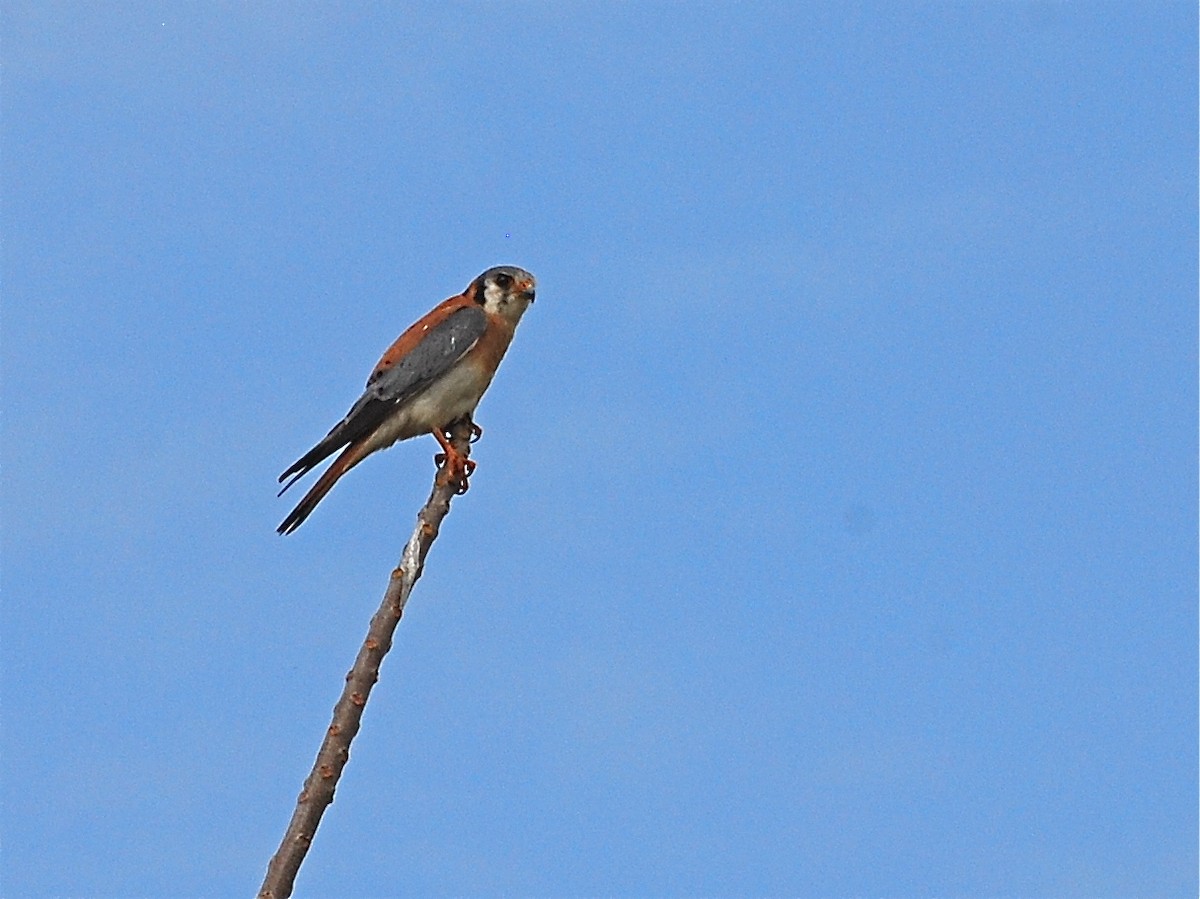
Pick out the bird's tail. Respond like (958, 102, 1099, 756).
(277, 442, 367, 535)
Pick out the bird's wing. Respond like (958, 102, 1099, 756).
(277, 304, 488, 491)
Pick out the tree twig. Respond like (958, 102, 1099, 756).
(258, 418, 475, 899)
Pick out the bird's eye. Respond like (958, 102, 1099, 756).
(494, 273, 513, 289)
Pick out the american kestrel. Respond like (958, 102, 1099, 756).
(277, 266, 536, 534)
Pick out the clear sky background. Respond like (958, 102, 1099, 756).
(3, 3, 1196, 897)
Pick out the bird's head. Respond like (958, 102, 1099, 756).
(472, 266, 536, 323)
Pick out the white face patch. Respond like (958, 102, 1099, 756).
(481, 279, 508, 312)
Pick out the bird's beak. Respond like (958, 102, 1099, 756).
(518, 277, 536, 302)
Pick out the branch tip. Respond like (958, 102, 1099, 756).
(258, 424, 474, 899)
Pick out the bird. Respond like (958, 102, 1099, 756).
(276, 265, 536, 535)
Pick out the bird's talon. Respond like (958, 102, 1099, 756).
(469, 423, 483, 444)
(454, 462, 476, 495)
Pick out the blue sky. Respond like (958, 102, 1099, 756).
(3, 3, 1196, 897)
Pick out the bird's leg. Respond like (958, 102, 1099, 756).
(439, 417, 482, 444)
(432, 426, 476, 494)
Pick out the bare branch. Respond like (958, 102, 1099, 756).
(258, 418, 475, 899)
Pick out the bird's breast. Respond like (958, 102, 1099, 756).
(370, 324, 515, 450)
(377, 357, 493, 445)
